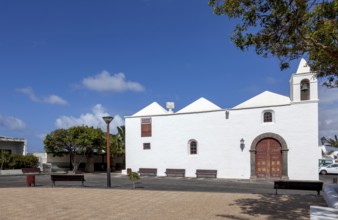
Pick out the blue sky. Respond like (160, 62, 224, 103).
(1, 0, 337, 153)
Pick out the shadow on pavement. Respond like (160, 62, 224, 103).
(228, 194, 326, 220)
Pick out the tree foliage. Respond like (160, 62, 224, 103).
(44, 126, 105, 172)
(0, 151, 10, 170)
(0, 153, 38, 170)
(321, 135, 338, 148)
(127, 171, 140, 189)
(209, 0, 338, 87)
(109, 125, 125, 170)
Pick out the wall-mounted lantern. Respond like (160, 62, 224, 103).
(240, 138, 245, 151)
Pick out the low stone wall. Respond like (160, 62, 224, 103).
(0, 169, 23, 175)
(310, 205, 338, 219)
(323, 184, 338, 208)
(310, 184, 338, 219)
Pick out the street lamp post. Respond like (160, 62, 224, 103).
(103, 116, 114, 188)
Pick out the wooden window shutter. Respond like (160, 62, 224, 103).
(141, 118, 152, 137)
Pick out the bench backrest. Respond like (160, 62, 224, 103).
(51, 174, 84, 181)
(196, 169, 217, 174)
(139, 168, 157, 173)
(22, 167, 40, 173)
(166, 169, 185, 173)
(274, 180, 323, 190)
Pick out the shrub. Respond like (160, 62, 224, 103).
(127, 172, 140, 189)
(2, 154, 39, 169)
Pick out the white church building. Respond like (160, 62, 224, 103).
(125, 59, 321, 180)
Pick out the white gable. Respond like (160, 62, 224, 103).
(296, 58, 311, 74)
(233, 91, 290, 109)
(133, 102, 168, 116)
(177, 97, 221, 113)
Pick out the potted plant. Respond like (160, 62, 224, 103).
(127, 171, 140, 189)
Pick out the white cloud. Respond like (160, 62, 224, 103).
(43, 95, 68, 105)
(82, 71, 145, 92)
(36, 133, 46, 141)
(55, 104, 124, 134)
(0, 115, 26, 131)
(319, 87, 338, 105)
(319, 87, 338, 139)
(319, 107, 338, 138)
(16, 87, 68, 106)
(16, 87, 39, 102)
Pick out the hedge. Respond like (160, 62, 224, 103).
(0, 154, 39, 169)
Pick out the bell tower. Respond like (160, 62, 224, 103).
(290, 59, 318, 102)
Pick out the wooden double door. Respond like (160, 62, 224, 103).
(256, 138, 282, 178)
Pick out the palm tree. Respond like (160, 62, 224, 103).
(322, 135, 338, 148)
(0, 151, 10, 170)
(110, 126, 125, 171)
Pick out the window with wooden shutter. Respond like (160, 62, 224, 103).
(141, 118, 152, 137)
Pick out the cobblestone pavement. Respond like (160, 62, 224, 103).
(0, 173, 328, 220)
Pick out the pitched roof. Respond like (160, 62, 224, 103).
(177, 97, 221, 113)
(296, 58, 311, 74)
(132, 102, 168, 116)
(233, 91, 290, 109)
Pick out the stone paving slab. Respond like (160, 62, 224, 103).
(0, 187, 326, 220)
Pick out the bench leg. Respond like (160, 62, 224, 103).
(26, 175, 35, 187)
(317, 190, 320, 196)
(275, 188, 278, 195)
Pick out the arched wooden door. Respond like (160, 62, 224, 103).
(256, 138, 282, 178)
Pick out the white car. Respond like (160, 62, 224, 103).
(319, 163, 338, 175)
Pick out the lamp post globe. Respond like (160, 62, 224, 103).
(102, 116, 113, 188)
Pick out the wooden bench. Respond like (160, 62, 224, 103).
(274, 180, 323, 195)
(51, 174, 85, 187)
(165, 169, 185, 177)
(196, 169, 217, 178)
(138, 168, 157, 176)
(22, 168, 41, 187)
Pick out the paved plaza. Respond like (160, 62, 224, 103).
(0, 173, 330, 219)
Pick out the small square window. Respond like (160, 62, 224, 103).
(143, 143, 151, 150)
(263, 112, 272, 123)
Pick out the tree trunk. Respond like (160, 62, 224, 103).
(111, 155, 116, 172)
(71, 153, 82, 174)
(85, 153, 94, 173)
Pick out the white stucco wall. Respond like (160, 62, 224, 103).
(0, 138, 26, 155)
(290, 72, 318, 102)
(125, 101, 320, 180)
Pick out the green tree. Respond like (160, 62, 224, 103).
(209, 0, 338, 87)
(44, 126, 105, 173)
(70, 126, 105, 172)
(44, 128, 75, 170)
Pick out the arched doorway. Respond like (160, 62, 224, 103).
(250, 133, 289, 180)
(256, 138, 282, 178)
